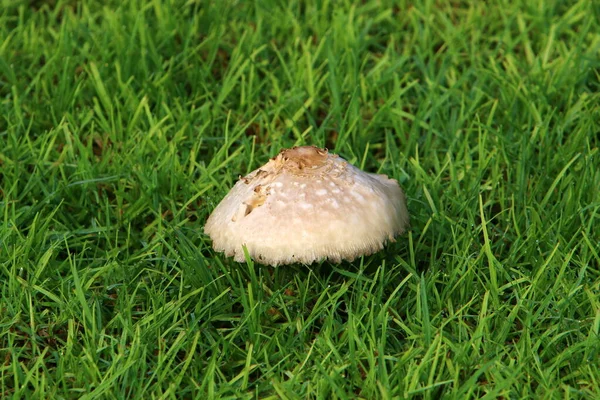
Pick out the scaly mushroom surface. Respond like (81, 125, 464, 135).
(204, 146, 409, 266)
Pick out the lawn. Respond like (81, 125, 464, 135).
(1, 0, 599, 398)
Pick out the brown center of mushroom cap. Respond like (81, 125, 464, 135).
(277, 146, 329, 169)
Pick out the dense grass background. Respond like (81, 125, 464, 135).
(1, 0, 599, 398)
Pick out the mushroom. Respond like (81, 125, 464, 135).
(204, 146, 409, 266)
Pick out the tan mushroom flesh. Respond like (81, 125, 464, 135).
(204, 146, 409, 266)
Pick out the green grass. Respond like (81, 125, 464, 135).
(1, 0, 599, 398)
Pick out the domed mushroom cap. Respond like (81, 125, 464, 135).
(204, 146, 409, 266)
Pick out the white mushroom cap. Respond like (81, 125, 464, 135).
(204, 146, 409, 266)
